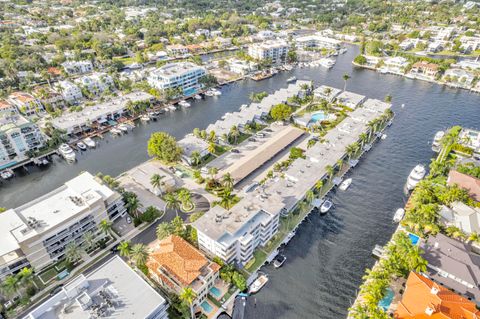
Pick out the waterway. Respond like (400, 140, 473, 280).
(1, 45, 480, 318)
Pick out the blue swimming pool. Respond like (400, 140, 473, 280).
(310, 111, 326, 123)
(210, 287, 222, 298)
(409, 233, 420, 245)
(201, 301, 214, 313)
(378, 287, 394, 311)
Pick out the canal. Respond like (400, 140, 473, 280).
(1, 45, 480, 318)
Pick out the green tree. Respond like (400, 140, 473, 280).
(125, 193, 143, 218)
(222, 173, 234, 189)
(147, 132, 183, 163)
(190, 151, 202, 166)
(156, 222, 173, 240)
(65, 242, 84, 264)
(179, 287, 197, 319)
(270, 103, 292, 122)
(99, 219, 113, 237)
(82, 231, 96, 251)
(118, 241, 131, 258)
(130, 243, 148, 267)
(150, 174, 165, 195)
(1, 275, 20, 298)
(165, 192, 181, 216)
(342, 73, 351, 91)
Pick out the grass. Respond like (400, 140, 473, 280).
(244, 250, 267, 273)
(112, 56, 136, 65)
(38, 267, 58, 284)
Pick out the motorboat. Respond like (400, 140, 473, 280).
(83, 137, 96, 148)
(339, 178, 352, 191)
(339, 48, 347, 54)
(168, 105, 177, 111)
(41, 158, 49, 165)
(286, 76, 297, 83)
(393, 208, 405, 223)
(110, 127, 122, 135)
(381, 134, 387, 140)
(194, 94, 202, 100)
(148, 111, 161, 120)
(204, 90, 214, 97)
(319, 58, 335, 69)
(211, 88, 222, 96)
(178, 100, 191, 108)
(117, 124, 129, 133)
(406, 164, 426, 191)
(320, 200, 333, 214)
(0, 169, 14, 180)
(76, 142, 87, 151)
(273, 255, 286, 268)
(284, 65, 293, 71)
(140, 114, 150, 122)
(431, 131, 444, 153)
(58, 143, 76, 162)
(249, 274, 268, 294)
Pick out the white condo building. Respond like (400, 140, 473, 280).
(56, 80, 83, 104)
(295, 34, 341, 49)
(0, 114, 45, 170)
(248, 40, 289, 64)
(8, 92, 44, 116)
(61, 60, 93, 75)
(147, 62, 207, 96)
(75, 73, 114, 96)
(24, 256, 169, 319)
(0, 172, 126, 279)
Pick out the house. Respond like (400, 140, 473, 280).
(56, 80, 83, 103)
(147, 62, 207, 96)
(420, 233, 480, 302)
(177, 134, 210, 165)
(146, 235, 221, 307)
(335, 91, 366, 109)
(166, 44, 189, 56)
(61, 60, 93, 75)
(447, 170, 480, 202)
(75, 72, 114, 96)
(383, 56, 409, 73)
(427, 41, 444, 53)
(313, 85, 342, 102)
(31, 87, 65, 110)
(459, 128, 480, 153)
(409, 61, 439, 79)
(8, 92, 44, 116)
(25, 256, 169, 319)
(256, 30, 275, 40)
(443, 68, 475, 87)
(195, 29, 210, 38)
(439, 201, 480, 234)
(459, 36, 480, 53)
(228, 59, 257, 75)
(0, 100, 18, 117)
(395, 272, 480, 318)
(247, 40, 289, 64)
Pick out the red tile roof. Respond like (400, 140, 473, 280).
(448, 170, 480, 202)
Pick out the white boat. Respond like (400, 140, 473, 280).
(117, 124, 129, 133)
(0, 169, 14, 180)
(211, 88, 221, 96)
(249, 275, 268, 294)
(319, 58, 335, 69)
(406, 164, 426, 191)
(178, 100, 191, 108)
(168, 105, 177, 111)
(194, 94, 202, 100)
(204, 90, 214, 97)
(41, 158, 49, 165)
(284, 65, 293, 71)
(148, 111, 161, 120)
(76, 142, 87, 151)
(393, 208, 405, 223)
(339, 48, 347, 54)
(320, 200, 333, 214)
(83, 137, 96, 148)
(58, 143, 76, 162)
(431, 131, 444, 152)
(140, 114, 150, 122)
(381, 134, 387, 140)
(286, 76, 297, 83)
(339, 178, 352, 191)
(110, 128, 122, 135)
(273, 255, 286, 268)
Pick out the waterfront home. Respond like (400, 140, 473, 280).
(0, 172, 126, 278)
(178, 134, 210, 166)
(408, 61, 439, 80)
(294, 34, 341, 50)
(452, 59, 480, 71)
(228, 59, 258, 75)
(74, 72, 115, 96)
(247, 40, 289, 64)
(399, 39, 417, 51)
(313, 85, 341, 102)
(0, 114, 45, 170)
(55, 80, 83, 104)
(395, 272, 480, 318)
(25, 256, 169, 319)
(50, 92, 153, 135)
(447, 170, 480, 202)
(147, 62, 207, 96)
(459, 128, 480, 153)
(442, 68, 475, 87)
(427, 41, 444, 53)
(459, 35, 480, 53)
(439, 201, 480, 234)
(0, 99, 18, 117)
(383, 56, 409, 74)
(147, 50, 168, 61)
(8, 92, 44, 116)
(166, 44, 189, 56)
(335, 91, 366, 109)
(32, 87, 66, 110)
(147, 235, 221, 307)
(362, 55, 382, 68)
(61, 60, 93, 75)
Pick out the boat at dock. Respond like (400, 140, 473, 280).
(110, 127, 122, 135)
(148, 111, 161, 120)
(58, 144, 76, 162)
(381, 134, 387, 140)
(83, 137, 96, 148)
(282, 231, 296, 245)
(320, 200, 333, 214)
(249, 274, 269, 294)
(431, 131, 444, 152)
(76, 142, 87, 151)
(0, 169, 14, 180)
(168, 105, 177, 111)
(140, 114, 150, 122)
(204, 90, 214, 97)
(194, 94, 202, 100)
(393, 208, 405, 223)
(406, 164, 426, 191)
(319, 58, 335, 69)
(252, 71, 274, 81)
(372, 245, 385, 258)
(211, 88, 221, 96)
(339, 178, 352, 191)
(117, 124, 129, 133)
(178, 100, 191, 108)
(286, 76, 297, 83)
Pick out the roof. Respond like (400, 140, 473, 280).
(9, 92, 35, 103)
(447, 170, 480, 201)
(146, 235, 212, 286)
(0, 100, 13, 110)
(395, 272, 480, 319)
(178, 134, 209, 158)
(412, 61, 439, 71)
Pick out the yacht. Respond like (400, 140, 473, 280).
(284, 65, 293, 71)
(393, 208, 405, 223)
(0, 169, 14, 180)
(194, 94, 202, 100)
(249, 274, 268, 294)
(204, 90, 214, 97)
(339, 178, 352, 191)
(319, 58, 335, 69)
(58, 144, 76, 162)
(178, 100, 191, 108)
(117, 124, 129, 133)
(83, 137, 96, 148)
(76, 142, 87, 151)
(110, 127, 122, 135)
(431, 131, 444, 152)
(381, 134, 387, 140)
(339, 48, 347, 54)
(140, 114, 150, 122)
(148, 111, 161, 120)
(168, 105, 177, 111)
(273, 255, 286, 268)
(211, 88, 222, 96)
(286, 76, 297, 83)
(320, 200, 333, 214)
(406, 164, 426, 191)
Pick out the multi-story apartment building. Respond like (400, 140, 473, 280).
(147, 62, 207, 96)
(25, 256, 169, 319)
(0, 172, 126, 278)
(247, 40, 289, 64)
(8, 92, 44, 116)
(147, 235, 221, 306)
(61, 60, 93, 75)
(75, 72, 114, 96)
(0, 100, 18, 117)
(295, 34, 341, 50)
(56, 80, 83, 104)
(0, 114, 45, 170)
(193, 193, 284, 267)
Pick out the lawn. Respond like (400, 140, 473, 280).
(112, 56, 136, 65)
(38, 267, 58, 284)
(244, 249, 267, 273)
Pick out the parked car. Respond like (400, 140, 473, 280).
(126, 216, 132, 224)
(231, 148, 240, 153)
(49, 284, 64, 296)
(243, 182, 259, 194)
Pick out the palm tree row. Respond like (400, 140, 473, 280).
(117, 240, 149, 268)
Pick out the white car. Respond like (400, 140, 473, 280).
(126, 217, 132, 224)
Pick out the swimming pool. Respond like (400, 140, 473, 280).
(201, 301, 214, 313)
(378, 287, 394, 311)
(310, 111, 326, 123)
(409, 233, 420, 245)
(210, 287, 222, 298)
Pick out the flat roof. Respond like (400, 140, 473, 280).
(0, 210, 25, 257)
(151, 62, 205, 78)
(178, 134, 209, 157)
(336, 90, 366, 106)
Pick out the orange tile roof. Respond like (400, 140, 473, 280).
(395, 272, 480, 319)
(448, 170, 480, 202)
(47, 67, 62, 76)
(0, 100, 13, 110)
(9, 92, 34, 103)
(146, 235, 214, 287)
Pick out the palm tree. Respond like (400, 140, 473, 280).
(315, 180, 324, 192)
(222, 173, 234, 189)
(126, 194, 143, 218)
(359, 132, 369, 148)
(130, 243, 149, 267)
(1, 275, 20, 298)
(208, 167, 218, 180)
(179, 287, 197, 319)
(178, 189, 193, 211)
(305, 190, 315, 204)
(208, 130, 216, 143)
(65, 242, 84, 264)
(345, 143, 358, 161)
(82, 231, 96, 251)
(219, 188, 235, 210)
(307, 139, 317, 149)
(99, 219, 113, 237)
(208, 142, 216, 154)
(468, 232, 480, 244)
(342, 73, 350, 91)
(156, 222, 172, 240)
(118, 241, 131, 258)
(229, 125, 240, 144)
(150, 174, 165, 195)
(18, 267, 34, 288)
(190, 151, 202, 166)
(325, 165, 335, 181)
(336, 159, 344, 171)
(165, 192, 181, 216)
(323, 87, 332, 98)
